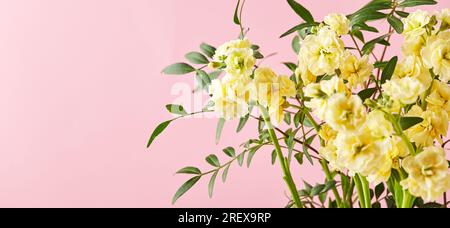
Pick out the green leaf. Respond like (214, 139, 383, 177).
(185, 52, 209, 64)
(172, 176, 201, 204)
(208, 171, 218, 198)
(236, 114, 250, 133)
(351, 30, 365, 43)
(200, 43, 216, 58)
(399, 0, 437, 8)
(374, 61, 388, 69)
(253, 50, 264, 59)
(215, 118, 225, 144)
(222, 147, 236, 157)
(280, 23, 314, 38)
(176, 166, 201, 175)
(388, 16, 404, 34)
(353, 22, 379, 33)
(162, 63, 195, 75)
(222, 164, 231, 183)
(303, 181, 313, 192)
(319, 192, 328, 204)
(284, 112, 292, 125)
(400, 117, 423, 130)
(165, 104, 188, 115)
(206, 154, 220, 167)
(375, 183, 385, 199)
(311, 184, 325, 196)
(358, 88, 377, 101)
(147, 120, 172, 148)
(351, 0, 392, 17)
(287, 0, 314, 23)
(302, 134, 316, 165)
(237, 153, 245, 166)
(350, 11, 387, 26)
(283, 62, 297, 72)
(271, 149, 277, 165)
(395, 11, 410, 18)
(294, 111, 302, 128)
(361, 34, 390, 55)
(233, 0, 241, 25)
(381, 56, 398, 84)
(294, 153, 303, 165)
(209, 70, 222, 80)
(246, 147, 259, 168)
(323, 180, 337, 193)
(195, 70, 212, 90)
(292, 35, 300, 54)
(251, 45, 260, 50)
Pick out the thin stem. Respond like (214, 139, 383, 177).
(258, 105, 303, 208)
(350, 34, 363, 57)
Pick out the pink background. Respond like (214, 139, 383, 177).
(0, 0, 448, 208)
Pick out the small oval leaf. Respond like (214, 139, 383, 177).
(147, 120, 172, 148)
(162, 63, 195, 75)
(176, 167, 201, 175)
(206, 154, 220, 167)
(172, 176, 201, 204)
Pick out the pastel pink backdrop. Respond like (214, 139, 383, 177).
(0, 0, 448, 208)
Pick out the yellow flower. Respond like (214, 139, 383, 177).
(324, 13, 350, 36)
(334, 130, 393, 183)
(406, 105, 449, 147)
(319, 143, 344, 172)
(421, 30, 450, 82)
(339, 51, 373, 89)
(299, 27, 345, 76)
(268, 99, 287, 124)
(251, 67, 296, 108)
(324, 94, 366, 132)
(402, 10, 431, 37)
(436, 8, 450, 26)
(388, 136, 410, 169)
(382, 77, 426, 105)
(214, 39, 252, 62)
(304, 77, 349, 119)
(319, 124, 337, 144)
(426, 80, 450, 116)
(210, 77, 251, 120)
(401, 146, 450, 202)
(365, 110, 394, 139)
(224, 48, 255, 77)
(393, 55, 432, 89)
(295, 58, 317, 86)
(277, 75, 297, 98)
(401, 34, 426, 57)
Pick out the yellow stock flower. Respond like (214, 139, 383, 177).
(299, 27, 345, 76)
(324, 13, 350, 36)
(402, 10, 431, 37)
(252, 68, 296, 108)
(388, 136, 410, 169)
(334, 130, 393, 183)
(401, 146, 450, 202)
(406, 105, 449, 147)
(339, 51, 373, 89)
(324, 94, 366, 132)
(319, 124, 338, 144)
(393, 55, 432, 88)
(365, 110, 394, 139)
(421, 30, 450, 82)
(426, 80, 450, 116)
(295, 58, 317, 86)
(224, 48, 255, 77)
(214, 39, 252, 62)
(401, 34, 427, 57)
(277, 75, 297, 98)
(304, 77, 349, 119)
(210, 77, 250, 120)
(436, 8, 450, 26)
(382, 77, 426, 105)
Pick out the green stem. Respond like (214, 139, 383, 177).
(354, 174, 366, 208)
(359, 174, 372, 208)
(259, 105, 303, 208)
(297, 98, 343, 208)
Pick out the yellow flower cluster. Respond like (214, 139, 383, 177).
(209, 39, 296, 122)
(301, 11, 450, 195)
(401, 146, 450, 202)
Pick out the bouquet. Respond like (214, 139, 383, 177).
(148, 0, 450, 208)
